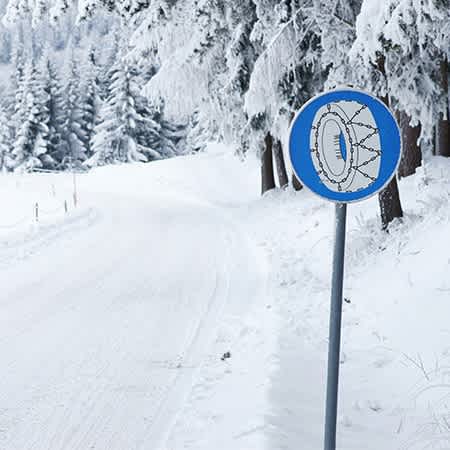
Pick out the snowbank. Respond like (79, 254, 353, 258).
(168, 153, 450, 450)
(0, 170, 87, 238)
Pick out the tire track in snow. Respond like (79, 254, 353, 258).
(138, 223, 234, 450)
(0, 187, 266, 450)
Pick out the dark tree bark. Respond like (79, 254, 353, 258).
(396, 110, 422, 178)
(261, 132, 276, 195)
(436, 57, 450, 157)
(292, 173, 303, 191)
(432, 126, 436, 156)
(378, 177, 403, 230)
(288, 111, 303, 191)
(273, 139, 289, 188)
(376, 54, 403, 229)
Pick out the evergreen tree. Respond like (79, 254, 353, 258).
(127, 0, 259, 151)
(245, 0, 323, 192)
(313, 0, 362, 87)
(4, 0, 151, 23)
(10, 60, 51, 172)
(79, 47, 101, 157)
(96, 24, 120, 102)
(134, 96, 182, 159)
(349, 0, 450, 225)
(9, 26, 26, 137)
(86, 53, 149, 166)
(60, 52, 88, 168)
(0, 103, 11, 171)
(0, 27, 12, 64)
(41, 54, 66, 167)
(86, 50, 181, 167)
(351, 0, 450, 144)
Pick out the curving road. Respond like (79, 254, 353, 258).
(0, 156, 265, 450)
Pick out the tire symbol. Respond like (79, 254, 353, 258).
(310, 100, 381, 193)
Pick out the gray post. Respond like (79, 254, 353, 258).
(324, 202, 347, 450)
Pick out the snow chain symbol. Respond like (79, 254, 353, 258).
(310, 100, 382, 193)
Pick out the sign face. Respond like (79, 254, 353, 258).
(289, 89, 401, 203)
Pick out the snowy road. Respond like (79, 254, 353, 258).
(0, 152, 266, 449)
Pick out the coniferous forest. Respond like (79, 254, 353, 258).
(1, 1, 450, 229)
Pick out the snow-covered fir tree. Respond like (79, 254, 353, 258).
(313, 0, 362, 88)
(351, 0, 450, 142)
(41, 53, 66, 167)
(86, 52, 141, 166)
(10, 60, 51, 171)
(245, 0, 323, 147)
(0, 102, 11, 170)
(60, 52, 88, 168)
(0, 25, 11, 63)
(9, 25, 26, 134)
(78, 47, 101, 157)
(86, 49, 176, 167)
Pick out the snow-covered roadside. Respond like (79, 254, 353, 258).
(168, 153, 450, 450)
(0, 170, 96, 270)
(0, 170, 84, 236)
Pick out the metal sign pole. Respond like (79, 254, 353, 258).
(289, 88, 402, 450)
(324, 202, 347, 450)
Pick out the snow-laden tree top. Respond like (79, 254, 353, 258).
(351, 0, 450, 138)
(2, 0, 154, 25)
(2, 0, 450, 152)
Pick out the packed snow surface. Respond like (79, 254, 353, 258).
(0, 145, 449, 450)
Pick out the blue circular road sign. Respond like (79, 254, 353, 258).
(289, 89, 401, 203)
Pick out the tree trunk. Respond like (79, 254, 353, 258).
(288, 111, 303, 191)
(273, 139, 289, 188)
(292, 173, 303, 191)
(261, 132, 276, 195)
(396, 110, 422, 179)
(378, 177, 403, 230)
(432, 126, 436, 156)
(436, 57, 450, 157)
(376, 54, 403, 229)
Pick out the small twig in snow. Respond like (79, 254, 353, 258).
(403, 352, 430, 381)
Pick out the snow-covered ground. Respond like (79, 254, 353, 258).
(167, 151, 450, 450)
(1, 146, 449, 449)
